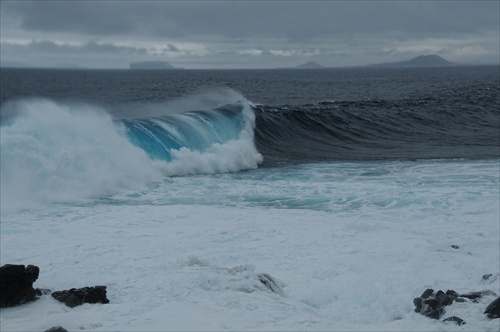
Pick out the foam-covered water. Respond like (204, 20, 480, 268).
(1, 158, 498, 331)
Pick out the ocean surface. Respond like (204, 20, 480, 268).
(1, 66, 499, 331)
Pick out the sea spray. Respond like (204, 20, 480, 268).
(0, 99, 163, 212)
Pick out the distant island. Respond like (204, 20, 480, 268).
(129, 61, 182, 70)
(292, 55, 457, 70)
(295, 61, 325, 69)
(366, 55, 456, 68)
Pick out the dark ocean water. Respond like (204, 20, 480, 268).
(1, 66, 499, 167)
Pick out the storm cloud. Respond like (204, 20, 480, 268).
(1, 1, 498, 69)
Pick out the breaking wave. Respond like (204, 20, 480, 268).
(0, 95, 262, 211)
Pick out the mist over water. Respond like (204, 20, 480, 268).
(0, 99, 162, 212)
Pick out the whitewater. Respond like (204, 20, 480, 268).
(1, 67, 499, 331)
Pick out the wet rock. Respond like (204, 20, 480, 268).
(481, 273, 500, 285)
(0, 264, 40, 307)
(257, 273, 285, 296)
(415, 287, 498, 323)
(414, 288, 435, 312)
(413, 288, 465, 321)
(421, 299, 446, 319)
(35, 288, 52, 296)
(51, 285, 109, 308)
(460, 290, 497, 300)
(482, 274, 493, 281)
(445, 289, 460, 298)
(484, 296, 500, 319)
(413, 289, 448, 319)
(44, 327, 68, 332)
(442, 316, 466, 325)
(435, 290, 455, 306)
(420, 288, 434, 299)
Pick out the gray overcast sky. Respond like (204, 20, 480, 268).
(1, 1, 499, 69)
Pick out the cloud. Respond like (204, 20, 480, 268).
(1, 1, 498, 68)
(6, 1, 135, 35)
(2, 40, 148, 56)
(5, 1, 499, 40)
(166, 44, 180, 53)
(0, 40, 152, 68)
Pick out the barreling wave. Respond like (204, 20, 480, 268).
(0, 97, 262, 211)
(119, 102, 263, 175)
(254, 94, 500, 166)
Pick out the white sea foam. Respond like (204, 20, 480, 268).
(1, 159, 498, 331)
(0, 99, 163, 213)
(160, 103, 262, 176)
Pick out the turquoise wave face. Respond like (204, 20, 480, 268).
(120, 103, 245, 161)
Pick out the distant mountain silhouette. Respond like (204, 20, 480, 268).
(295, 61, 325, 69)
(367, 55, 456, 68)
(129, 61, 182, 70)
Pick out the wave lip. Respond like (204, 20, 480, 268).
(122, 103, 245, 161)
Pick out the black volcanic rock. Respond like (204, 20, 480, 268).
(414, 287, 499, 324)
(0, 264, 40, 307)
(442, 316, 466, 326)
(484, 296, 500, 319)
(368, 55, 455, 68)
(45, 327, 68, 332)
(460, 290, 497, 300)
(51, 285, 109, 308)
(257, 273, 285, 295)
(413, 288, 461, 320)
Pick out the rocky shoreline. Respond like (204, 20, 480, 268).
(1, 263, 499, 331)
(413, 286, 499, 325)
